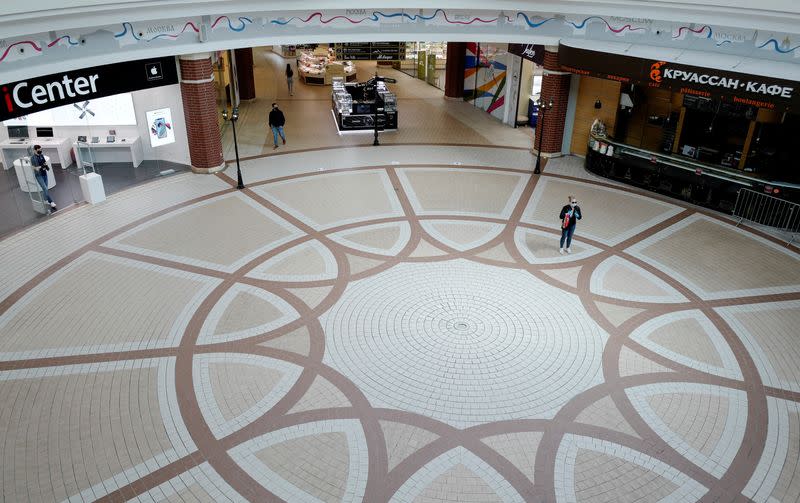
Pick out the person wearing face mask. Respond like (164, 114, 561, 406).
(268, 102, 287, 150)
(30, 145, 57, 211)
(559, 195, 581, 254)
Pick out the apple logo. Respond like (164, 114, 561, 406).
(150, 66, 158, 75)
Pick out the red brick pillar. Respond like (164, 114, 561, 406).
(234, 48, 256, 100)
(538, 46, 571, 156)
(444, 42, 466, 100)
(179, 53, 225, 174)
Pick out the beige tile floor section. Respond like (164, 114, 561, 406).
(0, 365, 174, 502)
(414, 464, 504, 503)
(255, 431, 350, 502)
(725, 303, 800, 385)
(648, 318, 723, 367)
(0, 254, 207, 355)
(525, 178, 681, 245)
(208, 361, 285, 422)
(401, 169, 523, 216)
(381, 421, 439, 472)
(258, 326, 312, 356)
(637, 217, 800, 296)
(647, 392, 729, 456)
(221, 47, 533, 160)
(213, 290, 286, 336)
(481, 432, 542, 485)
(116, 194, 296, 270)
(573, 449, 678, 502)
(256, 170, 401, 228)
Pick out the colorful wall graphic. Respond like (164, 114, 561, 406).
(464, 42, 508, 120)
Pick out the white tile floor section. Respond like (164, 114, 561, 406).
(321, 259, 608, 428)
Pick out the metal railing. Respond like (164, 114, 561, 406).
(733, 188, 800, 245)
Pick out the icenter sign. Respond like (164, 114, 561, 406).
(0, 57, 178, 122)
(3, 74, 100, 113)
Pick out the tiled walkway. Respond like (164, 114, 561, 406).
(3, 47, 800, 501)
(1, 141, 799, 502)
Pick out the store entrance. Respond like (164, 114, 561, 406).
(217, 44, 536, 162)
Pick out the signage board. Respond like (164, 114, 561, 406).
(334, 42, 405, 61)
(145, 107, 175, 147)
(0, 56, 178, 122)
(427, 53, 438, 86)
(508, 43, 545, 65)
(417, 50, 427, 80)
(4, 93, 136, 126)
(558, 45, 798, 110)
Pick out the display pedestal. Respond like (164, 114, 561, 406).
(79, 172, 106, 204)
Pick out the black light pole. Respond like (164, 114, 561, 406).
(534, 97, 554, 174)
(373, 94, 385, 146)
(223, 107, 245, 189)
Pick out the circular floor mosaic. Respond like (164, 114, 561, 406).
(1, 150, 800, 502)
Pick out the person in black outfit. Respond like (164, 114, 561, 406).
(268, 103, 286, 149)
(30, 145, 57, 211)
(559, 195, 581, 254)
(286, 63, 294, 95)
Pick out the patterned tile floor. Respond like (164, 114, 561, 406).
(2, 73, 800, 502)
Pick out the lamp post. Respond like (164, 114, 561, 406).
(534, 97, 554, 174)
(373, 93, 385, 146)
(223, 107, 245, 190)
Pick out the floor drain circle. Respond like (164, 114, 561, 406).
(454, 322, 469, 330)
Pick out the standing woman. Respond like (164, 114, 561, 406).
(559, 195, 581, 254)
(285, 63, 294, 96)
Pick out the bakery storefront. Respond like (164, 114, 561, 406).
(561, 43, 800, 210)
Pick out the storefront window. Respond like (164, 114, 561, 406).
(400, 42, 447, 90)
(1, 71, 189, 237)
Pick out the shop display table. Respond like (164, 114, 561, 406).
(13, 156, 56, 193)
(1, 137, 72, 170)
(72, 136, 143, 167)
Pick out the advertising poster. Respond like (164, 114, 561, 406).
(417, 50, 427, 80)
(427, 53, 437, 86)
(145, 107, 175, 147)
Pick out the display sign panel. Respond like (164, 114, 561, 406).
(3, 93, 136, 126)
(334, 42, 405, 60)
(145, 107, 175, 147)
(0, 56, 178, 122)
(558, 45, 798, 110)
(507, 44, 545, 65)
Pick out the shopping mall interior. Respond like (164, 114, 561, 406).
(1, 2, 800, 502)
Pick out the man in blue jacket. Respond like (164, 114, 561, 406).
(559, 195, 581, 254)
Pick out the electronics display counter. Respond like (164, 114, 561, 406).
(332, 77, 398, 132)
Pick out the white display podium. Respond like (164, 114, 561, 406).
(79, 172, 106, 204)
(1, 137, 73, 170)
(13, 156, 56, 192)
(72, 136, 143, 167)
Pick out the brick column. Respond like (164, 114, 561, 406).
(444, 42, 466, 100)
(234, 48, 256, 100)
(537, 46, 571, 156)
(179, 53, 225, 174)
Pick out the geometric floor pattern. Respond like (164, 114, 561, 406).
(2, 147, 800, 502)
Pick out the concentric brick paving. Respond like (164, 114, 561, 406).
(1, 145, 800, 502)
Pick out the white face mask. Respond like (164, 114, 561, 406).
(570, 201, 577, 207)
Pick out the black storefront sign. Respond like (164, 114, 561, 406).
(1, 56, 179, 121)
(334, 42, 406, 61)
(558, 45, 799, 111)
(507, 43, 545, 65)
